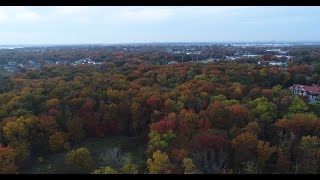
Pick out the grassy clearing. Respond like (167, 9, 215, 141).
(21, 136, 146, 174)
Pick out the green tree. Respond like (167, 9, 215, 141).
(256, 141, 277, 173)
(148, 130, 176, 153)
(249, 97, 278, 123)
(92, 166, 117, 174)
(2, 116, 41, 162)
(249, 97, 278, 139)
(65, 147, 94, 172)
(296, 136, 320, 174)
(122, 160, 139, 174)
(182, 158, 198, 174)
(286, 96, 308, 116)
(232, 132, 259, 169)
(243, 161, 256, 174)
(66, 118, 85, 145)
(48, 132, 66, 153)
(147, 150, 171, 174)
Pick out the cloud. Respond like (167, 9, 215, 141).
(123, 8, 174, 21)
(179, 6, 248, 15)
(0, 6, 95, 25)
(105, 7, 175, 24)
(0, 7, 42, 24)
(239, 16, 313, 25)
(0, 6, 319, 44)
(103, 6, 246, 24)
(14, 8, 42, 22)
(0, 6, 244, 26)
(53, 6, 89, 15)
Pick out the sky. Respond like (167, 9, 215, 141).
(0, 6, 320, 45)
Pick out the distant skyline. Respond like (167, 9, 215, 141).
(0, 6, 320, 45)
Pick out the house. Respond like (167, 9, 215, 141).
(168, 61, 178, 65)
(289, 84, 320, 101)
(72, 58, 101, 65)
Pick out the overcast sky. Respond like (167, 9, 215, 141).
(0, 6, 319, 44)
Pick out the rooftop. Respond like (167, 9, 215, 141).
(290, 84, 320, 95)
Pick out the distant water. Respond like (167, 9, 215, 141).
(0, 46, 24, 49)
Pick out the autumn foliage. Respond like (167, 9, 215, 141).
(0, 48, 319, 174)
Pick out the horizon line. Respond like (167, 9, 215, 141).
(2, 41, 320, 46)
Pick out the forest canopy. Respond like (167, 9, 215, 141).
(0, 45, 320, 174)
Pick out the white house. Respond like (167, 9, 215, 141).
(289, 84, 320, 101)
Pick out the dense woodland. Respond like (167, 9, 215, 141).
(0, 45, 320, 174)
